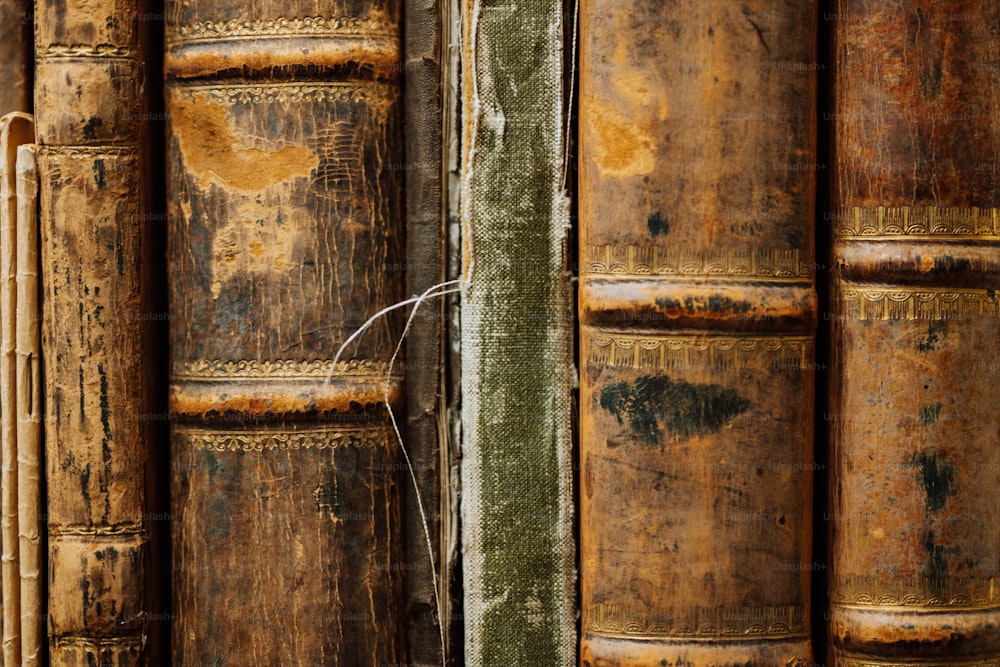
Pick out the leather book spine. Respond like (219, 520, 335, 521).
(579, 2, 818, 664)
(34, 0, 154, 660)
(829, 2, 1000, 664)
(403, 0, 449, 660)
(0, 0, 31, 114)
(165, 0, 406, 662)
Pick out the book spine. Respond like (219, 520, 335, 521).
(403, 0, 449, 661)
(34, 0, 152, 660)
(442, 0, 462, 657)
(459, 0, 576, 663)
(0, 111, 33, 667)
(579, 2, 817, 665)
(15, 141, 41, 666)
(164, 0, 406, 663)
(0, 0, 31, 114)
(829, 2, 1000, 664)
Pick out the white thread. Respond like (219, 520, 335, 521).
(560, 0, 580, 194)
(324, 281, 460, 380)
(327, 279, 461, 665)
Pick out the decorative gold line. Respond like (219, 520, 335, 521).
(590, 630, 810, 641)
(587, 334, 814, 371)
(835, 602, 1000, 612)
(591, 273, 813, 284)
(586, 603, 807, 639)
(583, 245, 812, 280)
(833, 576, 1000, 610)
(840, 287, 1000, 321)
(36, 146, 136, 160)
(52, 636, 145, 649)
(838, 659, 1000, 667)
(39, 44, 138, 59)
(836, 206, 1000, 239)
(175, 425, 390, 451)
(174, 81, 388, 106)
(51, 523, 144, 537)
(174, 358, 396, 380)
(167, 16, 398, 46)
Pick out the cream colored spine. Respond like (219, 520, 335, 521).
(0, 111, 32, 667)
(15, 141, 40, 666)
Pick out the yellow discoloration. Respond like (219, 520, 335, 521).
(585, 100, 654, 178)
(170, 95, 321, 297)
(171, 98, 318, 192)
(210, 213, 302, 297)
(610, 30, 670, 122)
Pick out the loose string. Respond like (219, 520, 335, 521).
(560, 0, 580, 194)
(326, 279, 461, 665)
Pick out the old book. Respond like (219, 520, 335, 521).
(403, 0, 450, 661)
(165, 0, 406, 662)
(0, 0, 31, 114)
(579, 2, 818, 664)
(828, 2, 1000, 664)
(459, 0, 575, 663)
(34, 0, 155, 660)
(15, 141, 41, 667)
(442, 0, 463, 657)
(0, 111, 32, 667)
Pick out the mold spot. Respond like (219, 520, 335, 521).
(599, 374, 750, 445)
(647, 211, 670, 237)
(919, 402, 943, 426)
(917, 321, 945, 352)
(910, 450, 955, 512)
(92, 159, 106, 189)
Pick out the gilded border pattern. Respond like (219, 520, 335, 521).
(836, 206, 1000, 239)
(36, 146, 136, 160)
(838, 661, 1000, 667)
(54, 523, 145, 537)
(587, 603, 807, 640)
(53, 636, 145, 650)
(167, 16, 398, 46)
(588, 334, 814, 371)
(175, 358, 396, 380)
(176, 425, 389, 452)
(833, 575, 1000, 610)
(840, 288, 1000, 321)
(175, 81, 386, 107)
(584, 245, 811, 280)
(40, 44, 138, 59)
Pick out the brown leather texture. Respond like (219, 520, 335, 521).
(829, 2, 1000, 664)
(579, 1, 818, 664)
(35, 0, 155, 661)
(165, 0, 406, 662)
(0, 0, 31, 114)
(403, 0, 449, 662)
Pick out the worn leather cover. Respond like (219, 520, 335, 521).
(35, 0, 155, 661)
(0, 0, 30, 115)
(579, 2, 818, 664)
(829, 2, 1000, 664)
(165, 0, 406, 662)
(403, 0, 449, 661)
